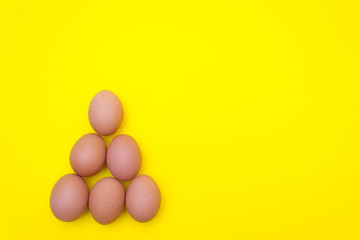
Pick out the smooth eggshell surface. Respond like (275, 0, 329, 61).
(70, 133, 106, 177)
(126, 175, 161, 222)
(88, 90, 123, 136)
(50, 174, 89, 222)
(89, 177, 125, 225)
(107, 134, 141, 181)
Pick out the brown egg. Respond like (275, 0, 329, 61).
(50, 174, 89, 222)
(126, 175, 161, 222)
(107, 134, 141, 181)
(88, 90, 123, 136)
(89, 177, 125, 224)
(70, 133, 106, 177)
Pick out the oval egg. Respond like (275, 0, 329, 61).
(107, 134, 141, 181)
(50, 174, 89, 222)
(88, 90, 123, 136)
(126, 175, 161, 222)
(70, 133, 106, 177)
(89, 177, 125, 224)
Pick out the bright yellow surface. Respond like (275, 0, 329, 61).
(1, 0, 360, 239)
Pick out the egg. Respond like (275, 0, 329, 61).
(126, 175, 161, 222)
(88, 90, 123, 136)
(70, 133, 106, 177)
(107, 134, 141, 181)
(89, 177, 125, 224)
(50, 174, 89, 222)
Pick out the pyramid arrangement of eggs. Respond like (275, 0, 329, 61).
(50, 90, 161, 224)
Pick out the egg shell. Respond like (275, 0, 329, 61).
(70, 133, 106, 177)
(107, 134, 141, 181)
(50, 174, 89, 222)
(88, 90, 123, 136)
(89, 177, 125, 225)
(126, 175, 161, 222)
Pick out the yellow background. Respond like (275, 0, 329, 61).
(1, 0, 360, 239)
